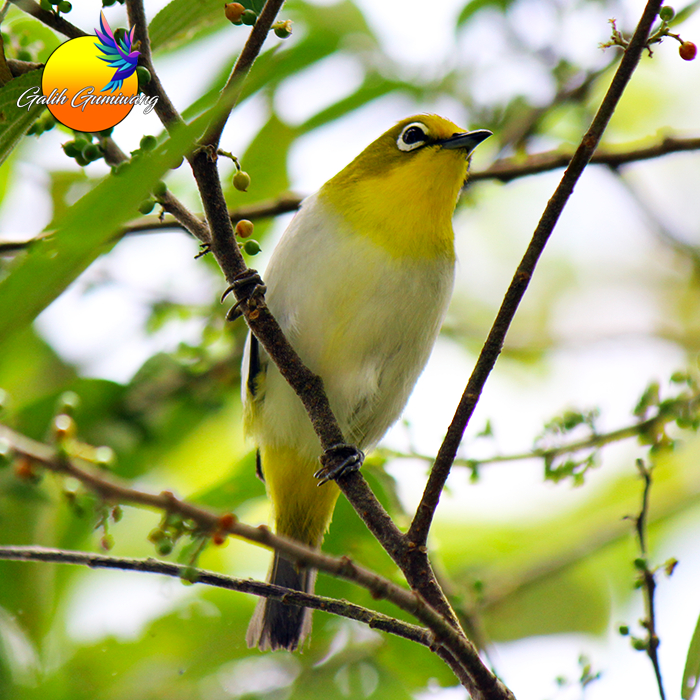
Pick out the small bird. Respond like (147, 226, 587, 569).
(243, 115, 491, 651)
(94, 12, 140, 93)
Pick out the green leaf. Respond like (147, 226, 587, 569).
(0, 69, 45, 167)
(457, 0, 512, 27)
(683, 609, 700, 699)
(0, 117, 207, 352)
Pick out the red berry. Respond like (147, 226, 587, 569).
(679, 41, 697, 61)
(224, 2, 245, 24)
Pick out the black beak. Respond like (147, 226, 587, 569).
(439, 129, 492, 154)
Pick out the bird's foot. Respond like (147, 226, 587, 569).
(222, 269, 267, 321)
(315, 443, 365, 485)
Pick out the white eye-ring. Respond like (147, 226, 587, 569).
(397, 122, 430, 152)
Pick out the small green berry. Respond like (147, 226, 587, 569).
(241, 9, 257, 25)
(82, 143, 102, 161)
(157, 540, 174, 556)
(633, 557, 647, 571)
(152, 180, 167, 198)
(62, 141, 79, 157)
(659, 6, 675, 21)
(243, 239, 261, 256)
(618, 625, 630, 636)
(233, 170, 251, 192)
(138, 198, 156, 215)
(75, 153, 90, 167)
(40, 0, 53, 10)
(58, 0, 72, 12)
(140, 134, 157, 151)
(16, 49, 32, 62)
(273, 20, 292, 38)
(631, 638, 647, 652)
(99, 127, 114, 137)
(136, 66, 151, 86)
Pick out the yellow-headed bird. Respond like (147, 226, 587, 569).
(244, 115, 491, 651)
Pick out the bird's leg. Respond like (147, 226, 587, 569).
(315, 444, 365, 485)
(222, 268, 267, 321)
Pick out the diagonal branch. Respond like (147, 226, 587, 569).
(0, 545, 432, 647)
(407, 0, 666, 549)
(0, 423, 505, 696)
(200, 0, 285, 149)
(125, 0, 184, 131)
(9, 0, 86, 39)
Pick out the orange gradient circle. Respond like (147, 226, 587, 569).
(42, 36, 138, 132)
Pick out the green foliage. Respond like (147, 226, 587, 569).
(0, 70, 45, 167)
(1, 0, 700, 697)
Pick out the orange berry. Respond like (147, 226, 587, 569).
(680, 41, 697, 60)
(212, 531, 226, 546)
(14, 456, 36, 480)
(225, 2, 245, 24)
(218, 512, 236, 529)
(235, 219, 254, 238)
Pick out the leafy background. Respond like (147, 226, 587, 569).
(1, 0, 700, 698)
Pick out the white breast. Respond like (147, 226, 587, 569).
(243, 193, 455, 461)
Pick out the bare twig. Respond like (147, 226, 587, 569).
(633, 460, 667, 700)
(407, 0, 666, 550)
(9, 0, 86, 39)
(0, 423, 509, 697)
(470, 136, 700, 184)
(201, 0, 286, 148)
(0, 545, 432, 646)
(384, 391, 700, 469)
(125, 0, 184, 131)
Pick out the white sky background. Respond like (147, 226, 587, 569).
(2, 0, 700, 698)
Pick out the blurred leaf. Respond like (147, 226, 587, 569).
(683, 608, 700, 699)
(0, 70, 44, 167)
(0, 117, 209, 351)
(457, 0, 512, 27)
(149, 0, 265, 53)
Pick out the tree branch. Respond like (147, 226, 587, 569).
(0, 545, 432, 647)
(633, 460, 667, 700)
(125, 0, 184, 131)
(9, 0, 86, 39)
(407, 0, 666, 550)
(201, 0, 286, 149)
(469, 135, 700, 184)
(0, 423, 508, 696)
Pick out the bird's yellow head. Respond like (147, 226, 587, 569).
(321, 115, 491, 260)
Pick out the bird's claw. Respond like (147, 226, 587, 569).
(315, 443, 365, 485)
(223, 269, 267, 321)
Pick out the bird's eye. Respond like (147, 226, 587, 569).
(397, 123, 429, 152)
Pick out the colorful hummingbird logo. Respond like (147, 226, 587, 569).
(94, 11, 140, 93)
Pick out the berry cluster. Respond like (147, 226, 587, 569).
(224, 3, 292, 38)
(38, 0, 72, 14)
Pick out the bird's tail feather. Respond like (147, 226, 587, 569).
(246, 550, 317, 651)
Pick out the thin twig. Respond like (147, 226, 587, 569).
(384, 391, 700, 469)
(470, 136, 700, 184)
(0, 545, 432, 646)
(125, 0, 184, 131)
(407, 0, 666, 550)
(0, 423, 510, 697)
(201, 0, 286, 148)
(9, 0, 86, 39)
(634, 459, 667, 700)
